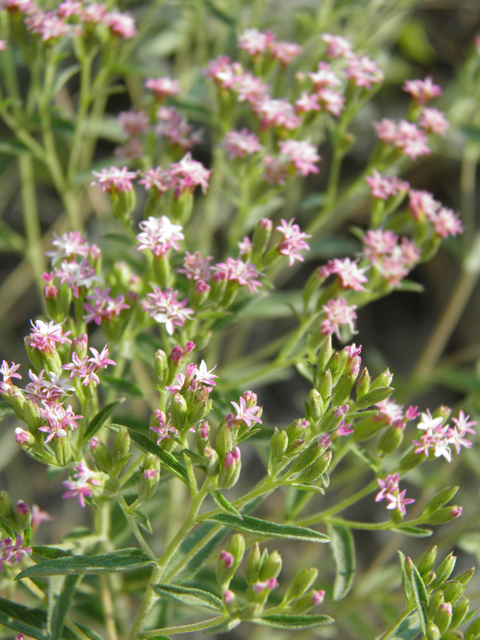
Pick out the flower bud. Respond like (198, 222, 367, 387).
(428, 590, 444, 618)
(259, 550, 282, 581)
(439, 632, 463, 640)
(196, 422, 210, 455)
(291, 438, 328, 474)
(24, 337, 44, 371)
(53, 283, 71, 320)
(296, 450, 332, 484)
(318, 369, 332, 403)
(355, 386, 394, 410)
(423, 488, 458, 517)
(216, 550, 235, 588)
(54, 435, 72, 467)
(327, 352, 345, 385)
(425, 507, 462, 525)
(377, 423, 404, 455)
(223, 589, 240, 614)
(283, 568, 318, 604)
(72, 334, 89, 359)
(204, 447, 220, 476)
(370, 368, 393, 390)
(286, 418, 308, 443)
(426, 622, 441, 640)
(455, 567, 475, 587)
(111, 189, 136, 230)
(15, 427, 35, 449)
(188, 398, 213, 424)
(399, 449, 425, 472)
(286, 438, 306, 457)
(270, 428, 288, 460)
(418, 546, 437, 578)
(23, 400, 43, 434)
(356, 367, 371, 399)
(138, 454, 161, 503)
(246, 542, 262, 585)
(209, 271, 228, 304)
(0, 491, 15, 525)
(316, 336, 332, 375)
(334, 373, 356, 404)
(4, 385, 25, 420)
(170, 393, 188, 431)
(227, 533, 245, 567)
(443, 581, 464, 605)
(451, 598, 469, 630)
(435, 602, 453, 634)
(218, 447, 241, 489)
(308, 389, 324, 424)
(112, 428, 131, 475)
(464, 616, 480, 639)
(90, 438, 113, 473)
(252, 218, 272, 260)
(215, 423, 234, 459)
(290, 589, 325, 614)
(190, 280, 210, 309)
(154, 350, 169, 386)
(15, 501, 32, 531)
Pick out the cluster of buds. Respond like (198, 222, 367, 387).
(407, 547, 479, 640)
(0, 492, 33, 573)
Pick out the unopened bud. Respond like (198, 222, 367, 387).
(334, 373, 356, 404)
(246, 543, 262, 585)
(170, 393, 188, 431)
(54, 435, 72, 467)
(112, 427, 131, 474)
(15, 501, 31, 531)
(435, 602, 453, 634)
(370, 368, 393, 390)
(399, 449, 425, 472)
(426, 622, 441, 640)
(464, 616, 480, 639)
(270, 428, 288, 460)
(356, 367, 371, 398)
(327, 352, 345, 385)
(308, 389, 324, 424)
(443, 581, 464, 605)
(0, 491, 15, 524)
(217, 550, 235, 588)
(218, 447, 241, 489)
(297, 450, 332, 484)
(89, 438, 113, 473)
(259, 550, 282, 581)
(283, 568, 318, 604)
(428, 590, 444, 618)
(252, 218, 272, 259)
(316, 336, 332, 375)
(138, 454, 161, 503)
(154, 350, 169, 386)
(72, 333, 89, 359)
(423, 487, 459, 517)
(291, 438, 329, 474)
(318, 368, 332, 404)
(451, 598, 469, 630)
(204, 447, 220, 476)
(209, 270, 228, 304)
(227, 533, 245, 567)
(223, 589, 239, 614)
(189, 398, 213, 424)
(425, 507, 462, 525)
(456, 567, 475, 587)
(215, 423, 234, 458)
(290, 589, 325, 614)
(355, 386, 394, 410)
(418, 546, 437, 578)
(23, 400, 43, 434)
(196, 422, 210, 455)
(377, 423, 404, 455)
(15, 427, 35, 448)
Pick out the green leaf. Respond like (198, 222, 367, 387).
(49, 575, 82, 640)
(128, 429, 189, 485)
(133, 509, 153, 534)
(31, 546, 73, 562)
(204, 616, 240, 634)
(254, 613, 334, 629)
(236, 427, 261, 444)
(211, 491, 243, 519)
(406, 557, 428, 636)
(204, 0, 237, 25)
(288, 483, 325, 494)
(391, 526, 433, 538)
(16, 549, 154, 579)
(81, 398, 125, 445)
(0, 401, 15, 421)
(389, 613, 421, 640)
(73, 622, 105, 640)
(398, 551, 413, 601)
(152, 583, 223, 611)
(53, 64, 80, 97)
(101, 375, 144, 398)
(422, 487, 458, 516)
(328, 525, 356, 601)
(205, 514, 330, 543)
(0, 596, 78, 640)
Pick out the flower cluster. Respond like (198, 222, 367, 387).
(0, 536, 32, 572)
(413, 410, 476, 462)
(141, 287, 194, 335)
(376, 473, 415, 515)
(362, 230, 420, 287)
(62, 462, 101, 507)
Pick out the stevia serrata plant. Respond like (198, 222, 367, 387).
(0, 2, 480, 640)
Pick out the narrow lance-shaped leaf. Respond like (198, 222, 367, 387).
(398, 551, 413, 602)
(128, 429, 190, 485)
(101, 375, 145, 398)
(205, 513, 329, 543)
(153, 583, 223, 611)
(16, 548, 154, 579)
(328, 524, 356, 601)
(81, 398, 125, 444)
(49, 575, 82, 640)
(406, 557, 429, 636)
(0, 597, 79, 640)
(210, 491, 243, 520)
(254, 613, 335, 629)
(392, 526, 433, 538)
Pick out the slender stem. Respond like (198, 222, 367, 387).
(163, 524, 222, 584)
(375, 606, 415, 640)
(116, 494, 157, 561)
(142, 615, 225, 636)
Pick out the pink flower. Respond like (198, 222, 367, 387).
(169, 153, 211, 197)
(136, 216, 184, 257)
(46, 230, 91, 265)
(142, 287, 194, 335)
(0, 40, 6, 50)
(403, 76, 442, 105)
(0, 361, 22, 385)
(276, 218, 311, 266)
(150, 411, 179, 443)
(25, 369, 74, 403)
(0, 536, 32, 571)
(84, 287, 130, 325)
(214, 258, 262, 293)
(155, 107, 203, 151)
(54, 258, 102, 297)
(253, 98, 301, 131)
(80, 3, 107, 23)
(91, 166, 138, 192)
(362, 229, 398, 261)
(194, 361, 218, 387)
(386, 489, 415, 515)
(419, 107, 448, 136)
(309, 62, 340, 90)
(295, 92, 320, 115)
(429, 207, 463, 238)
(316, 88, 345, 117)
(279, 139, 321, 177)
(139, 167, 174, 194)
(321, 297, 357, 339)
(366, 171, 409, 200)
(321, 33, 353, 58)
(344, 55, 384, 89)
(374, 119, 399, 145)
(39, 402, 82, 443)
(270, 41, 302, 66)
(452, 411, 476, 435)
(327, 258, 368, 291)
(221, 129, 262, 159)
(145, 77, 180, 101)
(62, 344, 115, 386)
(263, 155, 290, 185)
(376, 473, 400, 502)
(104, 10, 136, 39)
(237, 28, 275, 56)
(118, 110, 149, 137)
(28, 319, 71, 353)
(396, 120, 431, 160)
(178, 251, 212, 281)
(32, 504, 53, 527)
(408, 189, 439, 221)
(230, 396, 262, 428)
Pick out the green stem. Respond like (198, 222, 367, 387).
(376, 606, 415, 640)
(116, 494, 157, 562)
